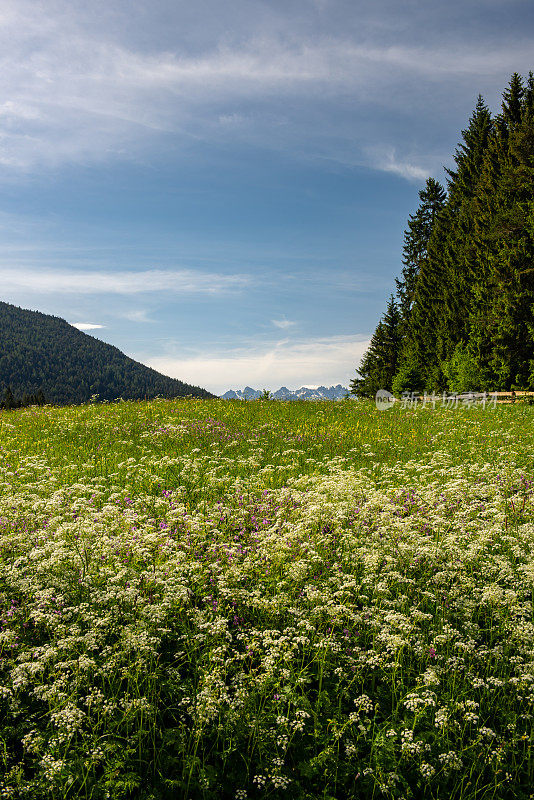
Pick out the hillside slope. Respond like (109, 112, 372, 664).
(0, 300, 212, 403)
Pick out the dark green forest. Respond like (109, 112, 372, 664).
(351, 72, 534, 397)
(0, 301, 213, 404)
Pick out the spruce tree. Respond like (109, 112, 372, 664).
(487, 75, 534, 387)
(351, 296, 401, 397)
(393, 95, 493, 391)
(393, 179, 447, 392)
(462, 73, 534, 390)
(395, 178, 447, 325)
(354, 72, 534, 396)
(434, 96, 493, 380)
(3, 387, 16, 410)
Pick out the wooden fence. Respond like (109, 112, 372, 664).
(407, 391, 534, 405)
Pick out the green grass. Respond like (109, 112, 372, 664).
(0, 398, 533, 799)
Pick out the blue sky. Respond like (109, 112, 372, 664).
(0, 0, 532, 394)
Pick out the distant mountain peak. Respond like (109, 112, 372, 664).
(221, 385, 351, 401)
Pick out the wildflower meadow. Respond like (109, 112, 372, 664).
(0, 397, 533, 800)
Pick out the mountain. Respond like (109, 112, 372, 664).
(221, 384, 351, 400)
(0, 300, 213, 404)
(221, 387, 261, 399)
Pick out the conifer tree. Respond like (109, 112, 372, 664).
(354, 72, 534, 396)
(351, 296, 401, 396)
(3, 387, 16, 410)
(393, 95, 493, 391)
(395, 178, 446, 325)
(474, 73, 534, 388)
(434, 96, 493, 377)
(392, 179, 447, 392)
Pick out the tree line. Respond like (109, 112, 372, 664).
(351, 72, 534, 397)
(0, 387, 46, 410)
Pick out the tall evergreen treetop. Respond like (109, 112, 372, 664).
(445, 95, 493, 202)
(395, 177, 447, 322)
(502, 72, 525, 127)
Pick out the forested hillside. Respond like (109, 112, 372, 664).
(352, 72, 534, 396)
(0, 301, 213, 403)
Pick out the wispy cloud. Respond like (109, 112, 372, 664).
(0, 1, 531, 173)
(0, 267, 251, 294)
(363, 145, 436, 182)
(121, 309, 153, 323)
(144, 334, 371, 394)
(71, 321, 105, 330)
(272, 318, 296, 329)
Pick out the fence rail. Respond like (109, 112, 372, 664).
(407, 391, 534, 405)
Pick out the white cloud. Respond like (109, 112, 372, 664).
(122, 309, 152, 323)
(0, 1, 531, 172)
(144, 334, 371, 394)
(71, 321, 105, 330)
(272, 318, 296, 329)
(363, 144, 445, 182)
(0, 267, 251, 294)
